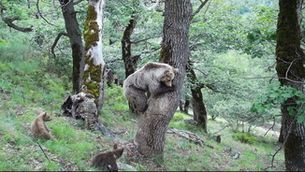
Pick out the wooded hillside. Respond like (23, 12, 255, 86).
(0, 0, 304, 171)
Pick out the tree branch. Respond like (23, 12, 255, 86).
(58, 0, 83, 8)
(141, 46, 161, 54)
(190, 41, 205, 50)
(50, 32, 69, 57)
(36, 0, 56, 26)
(265, 120, 294, 170)
(0, 3, 33, 32)
(37, 142, 50, 161)
(1, 17, 33, 32)
(264, 116, 276, 136)
(130, 36, 159, 44)
(192, 0, 209, 18)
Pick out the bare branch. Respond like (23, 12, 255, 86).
(167, 128, 214, 148)
(269, 120, 294, 169)
(37, 142, 50, 161)
(242, 76, 275, 80)
(190, 41, 205, 50)
(60, 0, 83, 7)
(59, 0, 72, 8)
(211, 124, 229, 135)
(131, 36, 159, 44)
(285, 58, 299, 79)
(0, 3, 33, 32)
(192, 0, 209, 18)
(36, 0, 56, 26)
(278, 77, 305, 84)
(265, 104, 302, 170)
(140, 0, 161, 11)
(50, 32, 69, 57)
(264, 117, 276, 136)
(141, 46, 161, 54)
(1, 17, 33, 32)
(106, 58, 121, 64)
(192, 67, 208, 76)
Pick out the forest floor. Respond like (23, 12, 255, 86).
(0, 57, 285, 171)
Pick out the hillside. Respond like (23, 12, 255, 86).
(0, 56, 284, 171)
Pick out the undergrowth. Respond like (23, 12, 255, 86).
(0, 41, 285, 171)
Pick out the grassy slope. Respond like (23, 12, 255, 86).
(0, 56, 285, 171)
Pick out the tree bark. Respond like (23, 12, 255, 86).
(122, 13, 140, 113)
(59, 0, 85, 93)
(61, 0, 109, 135)
(82, 0, 106, 111)
(191, 88, 207, 131)
(135, 0, 192, 159)
(276, 0, 305, 170)
(122, 13, 139, 79)
(278, 120, 284, 143)
(187, 59, 207, 132)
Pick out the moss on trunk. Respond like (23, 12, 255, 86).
(82, 1, 105, 110)
(276, 0, 305, 170)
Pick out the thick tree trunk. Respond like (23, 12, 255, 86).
(187, 59, 207, 132)
(82, 0, 106, 111)
(59, 0, 84, 93)
(135, 0, 192, 159)
(276, 0, 305, 170)
(122, 13, 139, 79)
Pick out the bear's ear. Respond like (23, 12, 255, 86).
(113, 148, 124, 159)
(160, 70, 170, 81)
(113, 143, 118, 150)
(42, 112, 47, 117)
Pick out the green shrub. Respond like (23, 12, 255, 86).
(172, 112, 190, 122)
(232, 132, 257, 144)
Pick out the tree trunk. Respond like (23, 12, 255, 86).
(191, 88, 207, 132)
(278, 120, 284, 143)
(187, 59, 207, 132)
(184, 99, 190, 114)
(122, 13, 139, 79)
(179, 98, 190, 114)
(59, 0, 84, 93)
(135, 0, 192, 159)
(122, 13, 140, 113)
(82, 0, 106, 111)
(276, 0, 305, 170)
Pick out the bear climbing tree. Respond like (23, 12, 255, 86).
(123, 62, 178, 115)
(134, 0, 192, 159)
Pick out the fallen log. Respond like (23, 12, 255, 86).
(167, 128, 213, 148)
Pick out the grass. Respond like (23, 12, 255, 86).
(0, 53, 285, 171)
